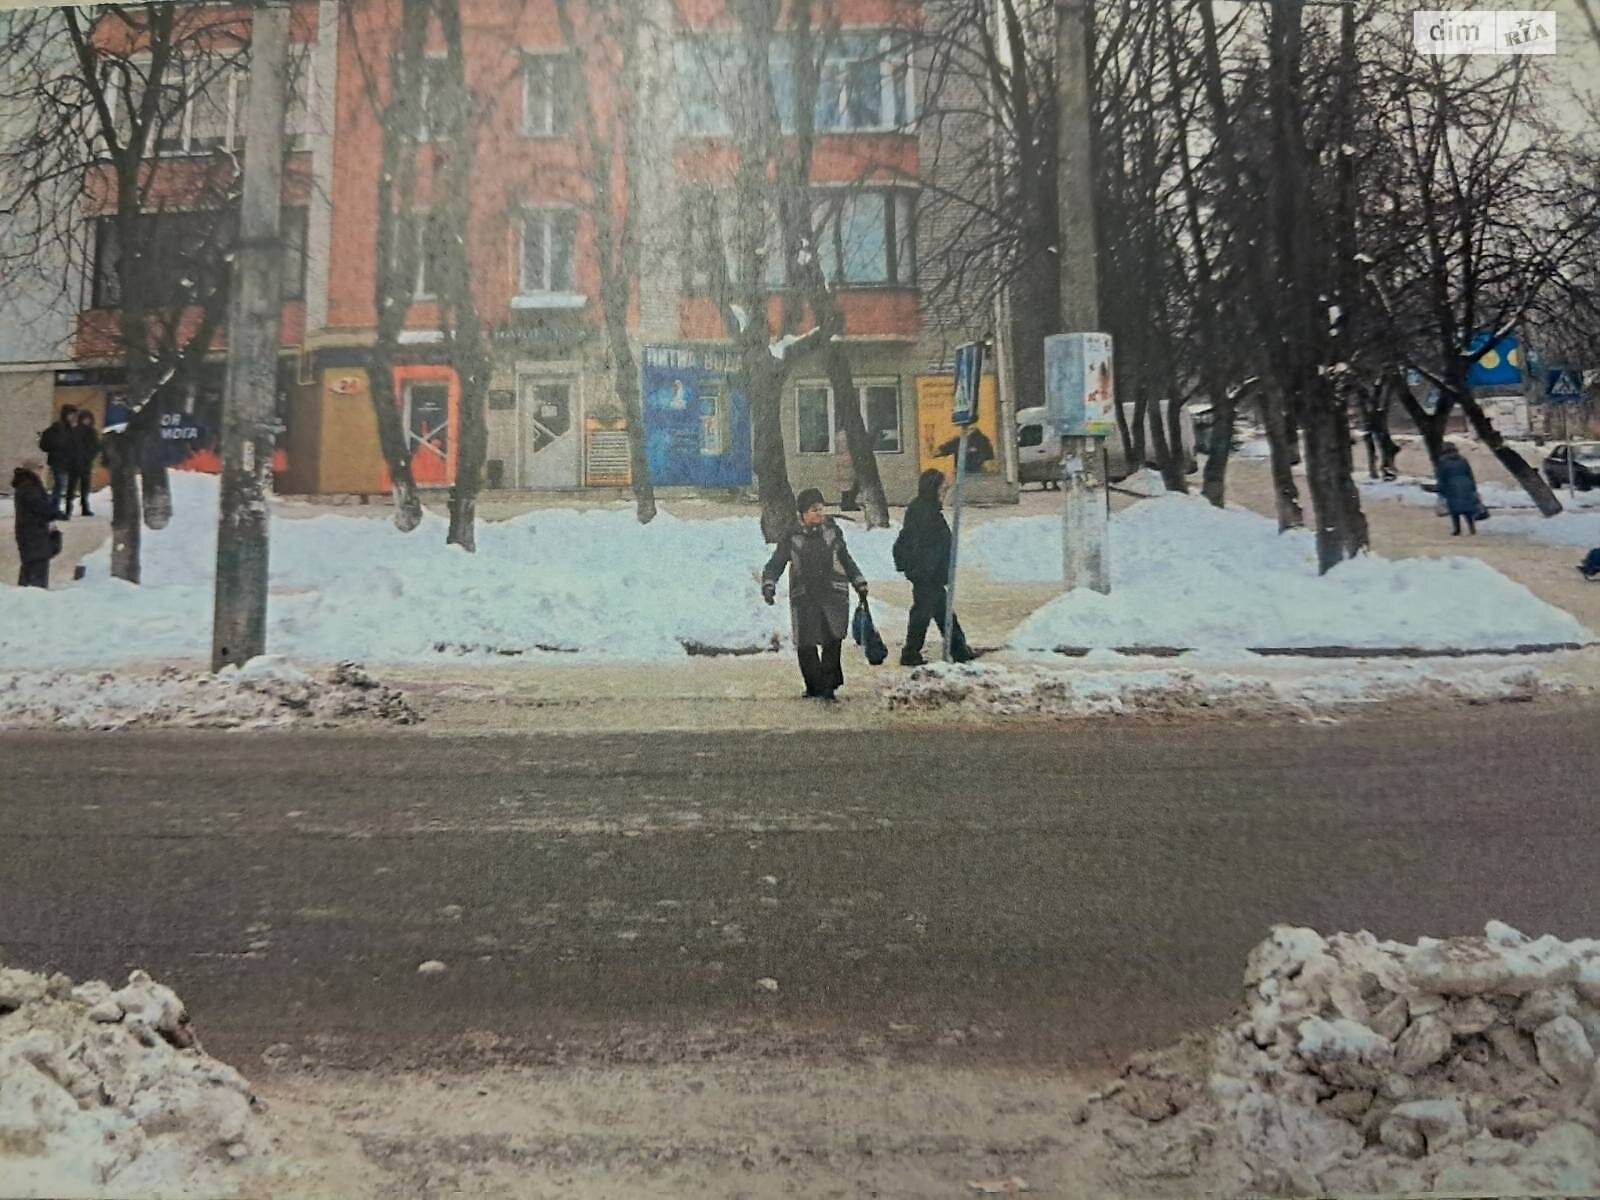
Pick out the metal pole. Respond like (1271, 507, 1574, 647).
(943, 429, 970, 663)
(1567, 402, 1577, 501)
(1056, 0, 1109, 594)
(213, 0, 290, 671)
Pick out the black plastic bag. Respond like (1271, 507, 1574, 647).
(851, 599, 889, 666)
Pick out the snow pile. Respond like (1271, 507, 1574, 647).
(0, 472, 902, 666)
(1488, 511, 1600, 549)
(0, 658, 419, 730)
(1088, 925, 1600, 1195)
(882, 661, 1559, 720)
(0, 962, 271, 1198)
(986, 495, 1588, 654)
(1199, 924, 1600, 1194)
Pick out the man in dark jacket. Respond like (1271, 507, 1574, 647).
(893, 468, 974, 666)
(935, 427, 995, 474)
(12, 463, 56, 588)
(37, 405, 78, 518)
(69, 409, 101, 517)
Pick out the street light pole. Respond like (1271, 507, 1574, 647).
(1055, 0, 1109, 593)
(212, 0, 290, 671)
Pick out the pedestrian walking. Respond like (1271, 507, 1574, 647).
(761, 488, 869, 701)
(892, 468, 974, 666)
(12, 461, 57, 589)
(36, 405, 77, 518)
(1434, 442, 1483, 536)
(69, 409, 100, 517)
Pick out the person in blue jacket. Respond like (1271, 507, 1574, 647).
(1434, 443, 1482, 536)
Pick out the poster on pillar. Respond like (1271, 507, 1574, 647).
(916, 373, 1000, 484)
(640, 347, 752, 488)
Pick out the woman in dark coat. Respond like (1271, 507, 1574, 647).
(1435, 443, 1482, 535)
(12, 464, 56, 588)
(761, 488, 869, 701)
(894, 467, 973, 666)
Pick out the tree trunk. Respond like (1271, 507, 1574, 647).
(1263, 385, 1304, 530)
(745, 349, 793, 542)
(141, 461, 172, 530)
(1164, 396, 1189, 493)
(1129, 389, 1148, 466)
(822, 337, 889, 529)
(604, 312, 656, 524)
(1302, 377, 1368, 570)
(445, 339, 490, 550)
(105, 432, 143, 584)
(1457, 390, 1563, 515)
(1201, 381, 1242, 508)
(1146, 394, 1182, 490)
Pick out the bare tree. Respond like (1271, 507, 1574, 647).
(552, 0, 657, 524)
(0, 4, 309, 582)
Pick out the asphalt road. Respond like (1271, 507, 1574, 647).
(4, 702, 1598, 1074)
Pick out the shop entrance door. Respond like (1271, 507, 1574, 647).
(519, 377, 579, 488)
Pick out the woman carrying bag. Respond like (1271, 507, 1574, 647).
(761, 488, 869, 702)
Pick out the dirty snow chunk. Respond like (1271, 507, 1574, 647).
(754, 977, 780, 993)
(1298, 1017, 1394, 1084)
(0, 661, 417, 730)
(0, 961, 269, 1198)
(1535, 1016, 1596, 1089)
(989, 494, 1587, 655)
(882, 660, 1558, 720)
(417, 961, 448, 975)
(1384, 1099, 1470, 1155)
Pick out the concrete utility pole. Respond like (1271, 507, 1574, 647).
(1055, 0, 1110, 593)
(213, 0, 291, 671)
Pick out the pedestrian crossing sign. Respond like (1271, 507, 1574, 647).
(1547, 368, 1584, 401)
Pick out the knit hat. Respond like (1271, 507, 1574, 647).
(795, 487, 826, 513)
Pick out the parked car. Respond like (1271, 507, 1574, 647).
(1541, 442, 1600, 491)
(1015, 405, 1197, 489)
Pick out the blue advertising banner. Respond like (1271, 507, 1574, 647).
(641, 347, 753, 488)
(1466, 332, 1524, 388)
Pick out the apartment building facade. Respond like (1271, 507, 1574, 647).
(46, 0, 1013, 505)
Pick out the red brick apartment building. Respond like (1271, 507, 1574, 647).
(54, 0, 1011, 504)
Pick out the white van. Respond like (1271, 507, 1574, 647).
(1015, 405, 1197, 488)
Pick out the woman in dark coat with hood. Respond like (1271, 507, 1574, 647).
(894, 468, 973, 665)
(761, 488, 869, 701)
(12, 463, 56, 588)
(1435, 443, 1482, 535)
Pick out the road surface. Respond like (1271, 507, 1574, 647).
(4, 701, 1596, 1073)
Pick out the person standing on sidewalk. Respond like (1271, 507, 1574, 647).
(1435, 443, 1482, 536)
(68, 409, 101, 518)
(893, 468, 974, 666)
(761, 488, 869, 701)
(12, 462, 57, 588)
(37, 405, 76, 518)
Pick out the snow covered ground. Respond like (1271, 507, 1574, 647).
(1361, 476, 1600, 512)
(2, 472, 1588, 672)
(978, 495, 1589, 656)
(0, 473, 902, 668)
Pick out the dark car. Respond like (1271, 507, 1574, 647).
(1542, 442, 1600, 491)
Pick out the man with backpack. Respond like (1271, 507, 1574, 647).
(37, 405, 77, 519)
(892, 468, 974, 666)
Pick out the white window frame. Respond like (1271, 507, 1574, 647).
(794, 378, 904, 455)
(814, 29, 916, 134)
(144, 49, 314, 157)
(521, 53, 571, 138)
(518, 208, 579, 298)
(811, 186, 917, 288)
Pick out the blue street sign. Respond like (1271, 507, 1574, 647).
(952, 342, 983, 427)
(1466, 332, 1524, 387)
(1547, 367, 1584, 403)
